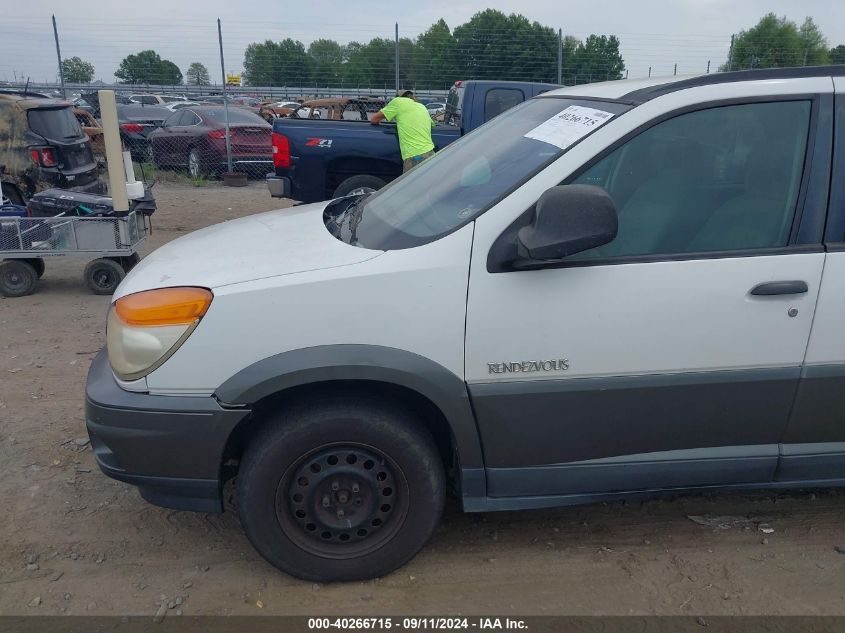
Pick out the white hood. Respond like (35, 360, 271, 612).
(116, 202, 382, 298)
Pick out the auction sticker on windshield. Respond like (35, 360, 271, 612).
(523, 105, 615, 150)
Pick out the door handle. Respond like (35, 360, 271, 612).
(749, 280, 808, 296)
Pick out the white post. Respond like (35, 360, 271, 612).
(98, 90, 130, 212)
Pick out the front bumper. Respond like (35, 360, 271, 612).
(85, 350, 250, 513)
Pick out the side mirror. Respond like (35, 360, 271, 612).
(516, 184, 618, 263)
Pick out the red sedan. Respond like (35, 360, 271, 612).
(149, 106, 272, 178)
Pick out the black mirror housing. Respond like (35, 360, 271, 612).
(516, 184, 618, 262)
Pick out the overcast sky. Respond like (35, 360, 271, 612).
(2, 0, 843, 85)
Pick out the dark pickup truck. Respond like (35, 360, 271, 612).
(266, 80, 557, 203)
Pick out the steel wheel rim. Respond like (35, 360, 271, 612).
(275, 443, 409, 559)
(188, 151, 200, 178)
(2, 265, 28, 291)
(92, 267, 116, 289)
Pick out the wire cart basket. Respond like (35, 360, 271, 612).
(0, 210, 150, 297)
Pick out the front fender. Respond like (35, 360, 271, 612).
(214, 344, 485, 496)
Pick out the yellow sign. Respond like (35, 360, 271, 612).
(226, 73, 242, 86)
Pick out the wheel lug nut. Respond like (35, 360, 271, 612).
(337, 509, 345, 518)
(321, 495, 330, 507)
(331, 482, 339, 491)
(352, 484, 359, 493)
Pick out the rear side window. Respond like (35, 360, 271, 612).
(484, 88, 524, 122)
(28, 107, 84, 140)
(828, 95, 845, 242)
(163, 111, 185, 127)
(570, 100, 812, 258)
(183, 111, 201, 125)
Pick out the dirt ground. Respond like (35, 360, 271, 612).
(1, 181, 845, 617)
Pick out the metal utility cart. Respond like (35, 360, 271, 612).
(0, 209, 149, 297)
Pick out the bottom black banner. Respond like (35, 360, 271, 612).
(2, 617, 845, 633)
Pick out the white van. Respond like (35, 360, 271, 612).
(86, 66, 845, 582)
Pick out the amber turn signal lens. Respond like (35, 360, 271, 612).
(114, 287, 213, 327)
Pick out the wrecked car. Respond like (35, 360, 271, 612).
(0, 91, 104, 204)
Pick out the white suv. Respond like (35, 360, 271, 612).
(86, 66, 845, 582)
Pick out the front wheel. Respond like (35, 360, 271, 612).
(237, 396, 445, 582)
(187, 148, 206, 179)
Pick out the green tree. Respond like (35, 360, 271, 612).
(723, 13, 829, 71)
(831, 44, 845, 64)
(413, 19, 458, 89)
(186, 62, 210, 86)
(566, 35, 625, 84)
(308, 39, 343, 86)
(115, 50, 182, 84)
(159, 60, 183, 85)
(61, 56, 94, 83)
(341, 38, 395, 88)
(798, 17, 829, 65)
(452, 10, 559, 83)
(243, 39, 312, 86)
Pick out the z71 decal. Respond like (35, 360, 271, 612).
(305, 138, 333, 148)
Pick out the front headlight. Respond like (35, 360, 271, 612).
(107, 287, 213, 380)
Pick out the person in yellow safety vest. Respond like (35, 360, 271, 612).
(370, 90, 435, 172)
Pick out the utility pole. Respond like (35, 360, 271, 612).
(803, 49, 808, 66)
(557, 28, 562, 85)
(52, 15, 65, 98)
(673, 63, 677, 76)
(648, 66, 652, 78)
(706, 60, 711, 74)
(217, 18, 233, 173)
(395, 23, 400, 95)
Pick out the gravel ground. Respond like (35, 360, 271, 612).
(1, 181, 845, 617)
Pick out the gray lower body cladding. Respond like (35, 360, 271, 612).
(469, 366, 845, 501)
(85, 350, 249, 513)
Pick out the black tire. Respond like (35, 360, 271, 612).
(237, 396, 445, 582)
(110, 253, 140, 273)
(0, 259, 38, 297)
(332, 175, 387, 199)
(2, 183, 25, 206)
(25, 258, 45, 279)
(84, 258, 125, 295)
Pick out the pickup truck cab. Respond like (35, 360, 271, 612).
(88, 66, 845, 582)
(267, 80, 557, 202)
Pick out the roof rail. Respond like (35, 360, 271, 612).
(0, 89, 53, 99)
(623, 65, 845, 103)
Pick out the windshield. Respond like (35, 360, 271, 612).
(28, 107, 85, 141)
(326, 97, 630, 250)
